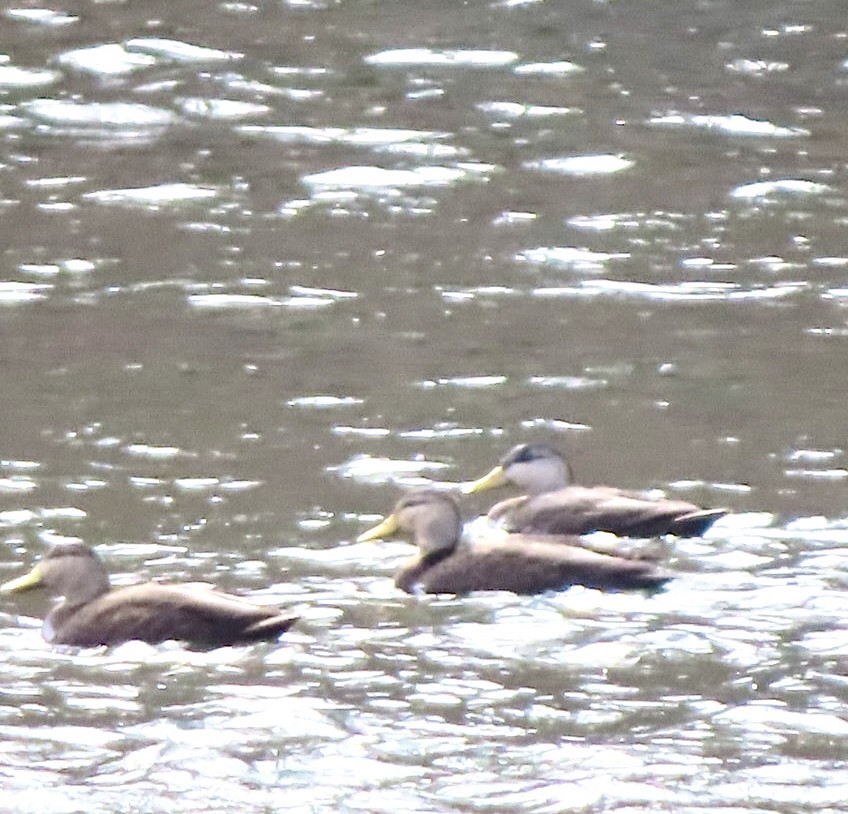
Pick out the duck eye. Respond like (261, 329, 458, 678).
(509, 445, 536, 464)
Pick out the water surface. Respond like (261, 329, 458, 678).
(2, 1, 848, 811)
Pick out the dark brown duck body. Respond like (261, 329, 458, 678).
(357, 489, 672, 595)
(466, 443, 727, 538)
(491, 487, 727, 538)
(1, 543, 299, 647)
(394, 535, 671, 594)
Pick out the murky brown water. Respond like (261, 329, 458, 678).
(2, 1, 848, 811)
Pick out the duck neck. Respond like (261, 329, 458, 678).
(64, 568, 111, 606)
(419, 546, 455, 569)
(396, 546, 454, 593)
(414, 512, 461, 557)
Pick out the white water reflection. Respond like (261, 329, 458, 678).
(0, 65, 61, 88)
(0, 281, 51, 303)
(524, 154, 634, 176)
(0, 476, 37, 492)
(123, 38, 242, 64)
(478, 101, 578, 119)
(187, 288, 350, 310)
(517, 247, 630, 270)
(22, 100, 175, 130)
(241, 125, 451, 147)
(302, 165, 488, 190)
(3, 7, 77, 25)
(730, 179, 832, 200)
(649, 113, 809, 138)
(513, 60, 584, 76)
(84, 183, 218, 208)
(726, 58, 790, 76)
(4, 0, 848, 812)
(364, 49, 519, 68)
(328, 454, 451, 485)
(530, 279, 805, 302)
(56, 43, 157, 76)
(178, 98, 272, 120)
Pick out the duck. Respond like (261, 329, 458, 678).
(463, 443, 727, 538)
(0, 542, 299, 648)
(356, 488, 672, 594)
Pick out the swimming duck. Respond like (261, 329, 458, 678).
(464, 443, 726, 538)
(356, 488, 672, 594)
(0, 543, 299, 648)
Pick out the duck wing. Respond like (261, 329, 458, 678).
(49, 583, 298, 647)
(401, 538, 672, 595)
(503, 486, 726, 537)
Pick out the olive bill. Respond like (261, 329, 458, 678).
(356, 513, 400, 542)
(0, 564, 44, 594)
(461, 465, 508, 495)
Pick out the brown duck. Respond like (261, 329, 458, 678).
(464, 443, 727, 538)
(356, 488, 672, 594)
(0, 543, 299, 647)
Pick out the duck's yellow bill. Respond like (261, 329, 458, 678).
(0, 563, 43, 594)
(356, 514, 399, 542)
(462, 465, 508, 494)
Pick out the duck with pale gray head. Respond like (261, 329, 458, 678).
(464, 443, 727, 538)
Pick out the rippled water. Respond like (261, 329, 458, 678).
(2, 1, 848, 811)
